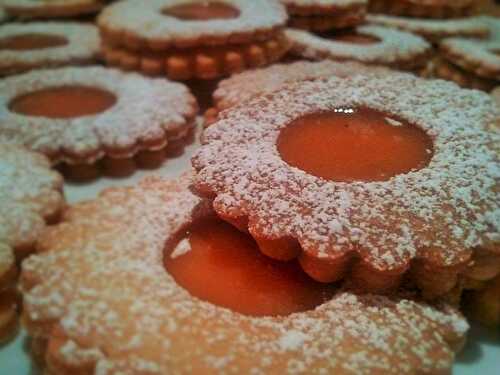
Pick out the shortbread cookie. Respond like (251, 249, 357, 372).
(0, 66, 197, 178)
(438, 21, 500, 90)
(492, 86, 500, 104)
(366, 14, 489, 43)
(2, 0, 105, 20)
(205, 60, 390, 124)
(192, 73, 500, 298)
(21, 174, 468, 374)
(0, 144, 64, 343)
(282, 0, 367, 31)
(465, 276, 500, 327)
(286, 25, 431, 71)
(0, 22, 100, 76)
(99, 0, 290, 80)
(368, 0, 476, 19)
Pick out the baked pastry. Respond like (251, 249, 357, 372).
(205, 60, 390, 125)
(464, 276, 500, 327)
(2, 0, 105, 20)
(99, 0, 290, 80)
(286, 25, 431, 72)
(281, 0, 367, 31)
(0, 22, 100, 77)
(492, 86, 500, 104)
(368, 0, 476, 19)
(366, 14, 490, 43)
(21, 174, 468, 374)
(192, 73, 500, 298)
(0, 144, 64, 343)
(436, 17, 500, 91)
(0, 66, 197, 180)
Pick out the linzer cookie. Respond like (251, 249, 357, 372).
(205, 60, 390, 124)
(366, 14, 490, 43)
(2, 0, 105, 20)
(286, 25, 431, 71)
(368, 0, 476, 19)
(282, 0, 367, 31)
(192, 73, 500, 298)
(99, 0, 289, 80)
(0, 66, 197, 180)
(0, 22, 100, 77)
(465, 276, 500, 327)
(437, 20, 500, 91)
(0, 144, 64, 343)
(20, 174, 468, 374)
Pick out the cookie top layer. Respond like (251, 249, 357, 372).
(0, 66, 197, 164)
(193, 74, 499, 271)
(282, 0, 367, 9)
(2, 0, 103, 19)
(21, 174, 467, 374)
(440, 17, 500, 80)
(0, 143, 63, 264)
(98, 0, 288, 48)
(286, 25, 430, 68)
(212, 60, 389, 112)
(367, 14, 489, 42)
(0, 22, 100, 76)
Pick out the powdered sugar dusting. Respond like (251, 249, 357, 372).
(21, 174, 467, 374)
(282, 0, 366, 8)
(170, 237, 191, 259)
(98, 0, 287, 47)
(0, 22, 100, 76)
(193, 74, 500, 270)
(366, 14, 489, 41)
(0, 66, 197, 164)
(213, 60, 390, 111)
(440, 16, 500, 80)
(286, 25, 430, 66)
(0, 144, 64, 278)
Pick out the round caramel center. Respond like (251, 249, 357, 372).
(163, 2, 240, 20)
(0, 33, 68, 51)
(277, 108, 433, 182)
(10, 86, 117, 119)
(164, 219, 335, 317)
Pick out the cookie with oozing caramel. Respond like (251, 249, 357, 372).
(193, 73, 500, 298)
(21, 174, 468, 374)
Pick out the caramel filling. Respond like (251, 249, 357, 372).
(163, 2, 240, 20)
(165, 219, 336, 316)
(0, 33, 68, 51)
(278, 108, 433, 182)
(10, 86, 117, 119)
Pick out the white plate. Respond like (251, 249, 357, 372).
(1, 121, 499, 374)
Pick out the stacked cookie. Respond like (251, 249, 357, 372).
(99, 0, 290, 80)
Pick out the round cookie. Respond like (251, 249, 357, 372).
(286, 25, 431, 71)
(366, 14, 490, 43)
(0, 22, 100, 77)
(205, 60, 390, 124)
(437, 18, 500, 91)
(281, 0, 367, 31)
(465, 276, 500, 327)
(0, 66, 197, 179)
(99, 0, 290, 80)
(2, 0, 105, 20)
(0, 144, 64, 343)
(368, 0, 476, 19)
(21, 174, 468, 374)
(192, 73, 500, 298)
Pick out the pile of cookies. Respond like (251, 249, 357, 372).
(0, 1, 498, 374)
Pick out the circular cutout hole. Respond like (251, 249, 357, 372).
(162, 2, 240, 21)
(10, 85, 117, 119)
(277, 108, 433, 182)
(0, 33, 68, 51)
(164, 218, 336, 317)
